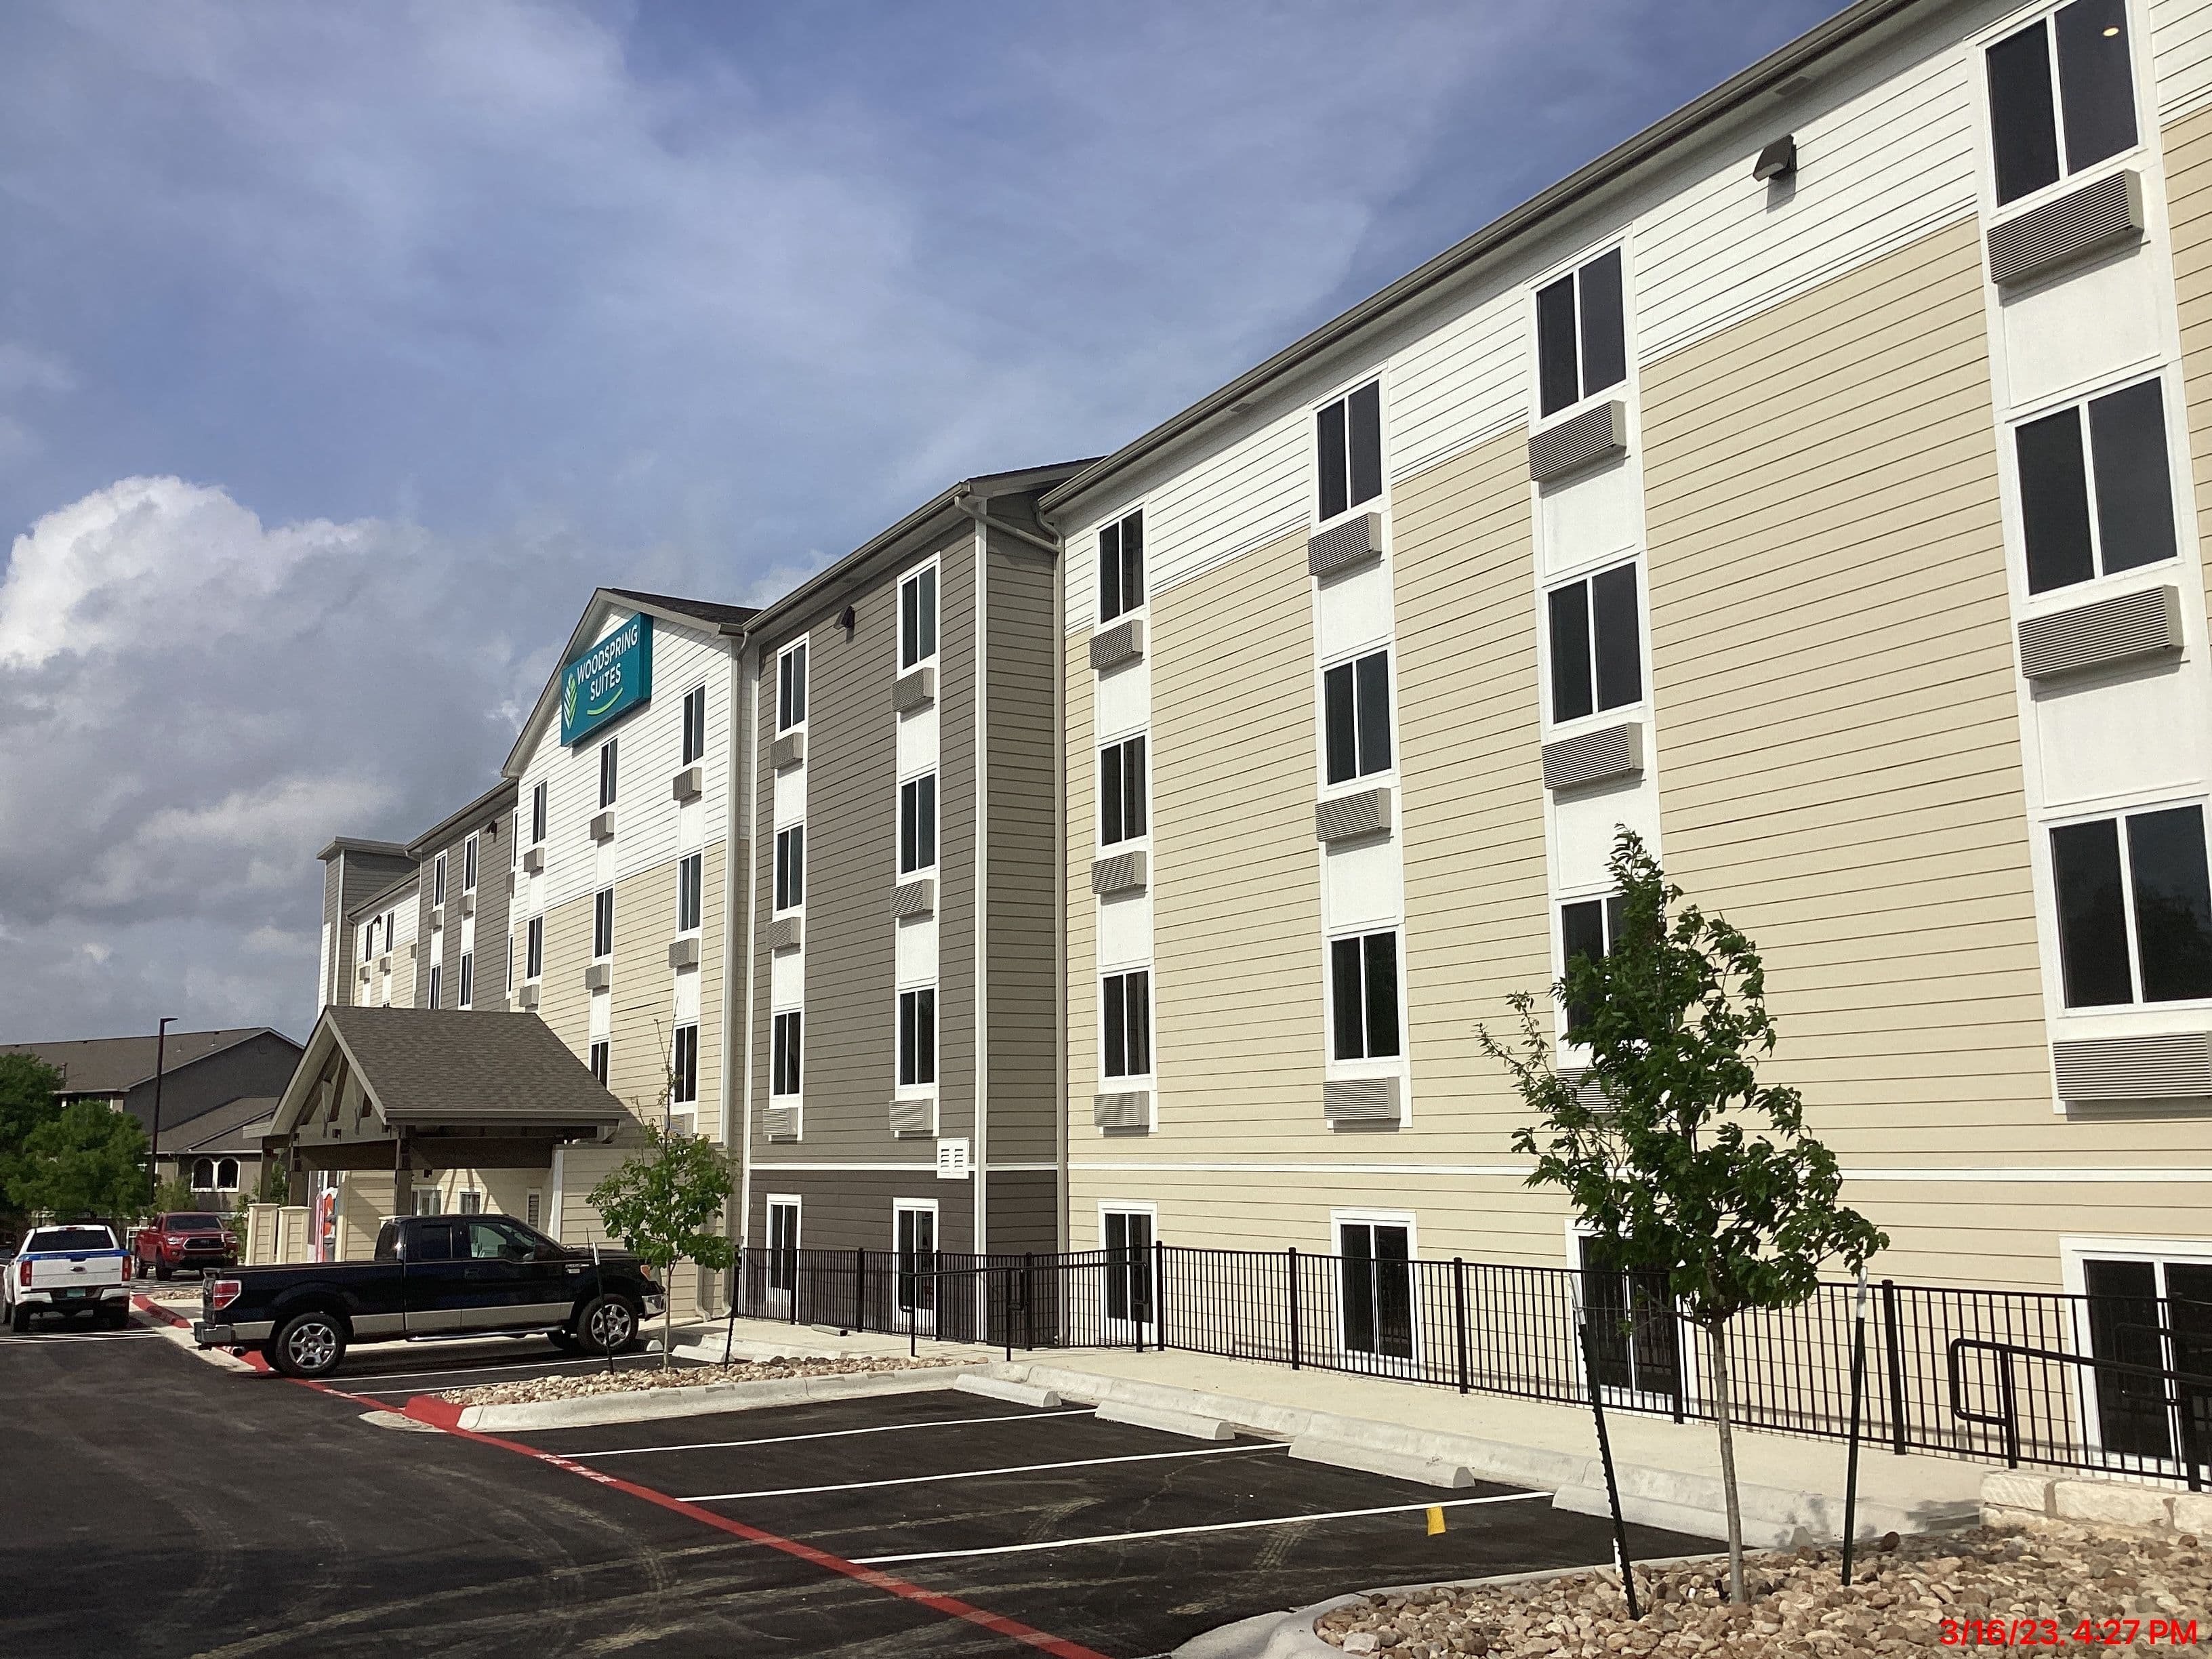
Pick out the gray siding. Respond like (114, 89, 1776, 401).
(120, 1031, 304, 1136)
(411, 789, 516, 1010)
(938, 528, 977, 1148)
(331, 848, 412, 1007)
(748, 1166, 976, 1256)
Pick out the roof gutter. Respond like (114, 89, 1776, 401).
(1037, 0, 1925, 518)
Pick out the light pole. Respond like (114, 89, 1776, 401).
(146, 1017, 176, 1206)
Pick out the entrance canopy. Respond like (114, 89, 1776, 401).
(270, 1006, 624, 1182)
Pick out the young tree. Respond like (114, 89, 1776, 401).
(588, 1124, 737, 1367)
(1481, 830, 1887, 1605)
(0, 1054, 64, 1206)
(6, 1100, 152, 1226)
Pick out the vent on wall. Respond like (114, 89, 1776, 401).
(764, 1103, 800, 1141)
(891, 877, 936, 919)
(894, 665, 936, 713)
(1091, 850, 1148, 897)
(1315, 787, 1393, 844)
(1528, 400, 1628, 484)
(1987, 170, 2144, 287)
(2018, 586, 2180, 681)
(1307, 512, 1384, 579)
(2052, 1031, 2212, 1102)
(768, 916, 803, 953)
(1542, 722, 1644, 792)
(1093, 1090, 1152, 1131)
(889, 1097, 936, 1136)
(1323, 1075, 1401, 1126)
(1090, 618, 1145, 672)
(769, 731, 806, 770)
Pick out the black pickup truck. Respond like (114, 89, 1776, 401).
(194, 1212, 664, 1378)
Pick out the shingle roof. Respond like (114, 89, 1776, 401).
(602, 588, 759, 629)
(0, 1029, 296, 1097)
(158, 1096, 280, 1156)
(325, 1007, 623, 1129)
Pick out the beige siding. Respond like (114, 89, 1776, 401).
(1064, 645, 1097, 1136)
(2172, 103, 2212, 641)
(537, 890, 593, 1065)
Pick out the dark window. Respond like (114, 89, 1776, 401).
(406, 1221, 455, 1263)
(1329, 931, 1401, 1061)
(1579, 1235, 1682, 1398)
(672, 1023, 698, 1105)
(590, 1039, 609, 1084)
(2053, 804, 2212, 1007)
(682, 685, 707, 766)
(463, 837, 478, 892)
(898, 988, 936, 1088)
(375, 1222, 401, 1261)
(1560, 893, 1629, 1035)
(900, 565, 938, 669)
(677, 852, 702, 933)
(531, 781, 547, 844)
(1338, 1220, 1414, 1360)
(1103, 969, 1152, 1079)
(1535, 249, 1628, 418)
(778, 642, 808, 731)
(1548, 563, 1641, 722)
(1099, 509, 1145, 623)
(426, 964, 441, 1008)
(433, 853, 447, 906)
(457, 952, 473, 1009)
(1100, 735, 1147, 846)
(1323, 648, 1393, 785)
(1104, 1209, 1153, 1324)
(771, 1010, 802, 1097)
(593, 888, 613, 959)
(775, 825, 805, 910)
(766, 1201, 799, 1294)
(900, 773, 937, 874)
(2020, 379, 2175, 593)
(1988, 0, 2137, 207)
(1315, 381, 1383, 523)
(526, 916, 543, 979)
(599, 739, 618, 808)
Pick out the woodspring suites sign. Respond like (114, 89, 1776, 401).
(560, 614, 653, 746)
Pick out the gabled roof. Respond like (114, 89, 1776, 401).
(0, 1029, 301, 1097)
(503, 587, 756, 779)
(270, 1006, 626, 1138)
(316, 837, 411, 864)
(405, 776, 519, 859)
(157, 1096, 281, 1156)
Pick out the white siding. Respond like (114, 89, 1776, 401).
(2156, 0, 2212, 120)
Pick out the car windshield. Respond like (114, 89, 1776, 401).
(167, 1214, 224, 1230)
(29, 1227, 115, 1253)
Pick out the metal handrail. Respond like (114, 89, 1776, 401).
(1947, 1335, 2212, 1488)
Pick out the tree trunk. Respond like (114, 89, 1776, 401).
(1706, 1319, 1746, 1605)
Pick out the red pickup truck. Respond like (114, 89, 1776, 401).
(131, 1212, 238, 1280)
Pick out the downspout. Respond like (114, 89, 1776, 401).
(970, 504, 989, 1255)
(730, 636, 758, 1271)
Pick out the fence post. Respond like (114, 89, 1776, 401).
(1288, 1247, 1301, 1371)
(855, 1246, 867, 1334)
(1023, 1252, 1035, 1353)
(1881, 1279, 1908, 1456)
(1155, 1239, 1168, 1353)
(1453, 1257, 1470, 1396)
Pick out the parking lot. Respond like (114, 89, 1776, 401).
(2, 1310, 1706, 1657)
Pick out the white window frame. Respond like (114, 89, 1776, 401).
(1099, 965, 1154, 1086)
(1097, 506, 1147, 628)
(672, 1021, 699, 1106)
(1311, 373, 1389, 531)
(531, 781, 548, 846)
(589, 1038, 609, 1084)
(216, 1158, 239, 1191)
(457, 950, 474, 1010)
(1538, 556, 1647, 737)
(2007, 370, 2183, 605)
(1097, 730, 1151, 853)
(1527, 241, 1633, 428)
(1323, 925, 1406, 1080)
(2060, 1235, 2212, 1475)
(1973, 0, 2148, 218)
(426, 962, 443, 1008)
(676, 850, 704, 937)
(774, 823, 805, 914)
(892, 1197, 941, 1334)
(895, 984, 937, 1095)
(1099, 1201, 1159, 1342)
(898, 769, 939, 878)
(463, 833, 479, 894)
(770, 1008, 803, 1101)
(190, 1158, 214, 1189)
(2040, 794, 2212, 1015)
(599, 738, 619, 808)
(765, 1194, 802, 1309)
(897, 558, 940, 673)
(433, 852, 448, 907)
(526, 915, 544, 983)
(777, 638, 810, 734)
(1315, 640, 1398, 798)
(1329, 1208, 1421, 1378)
(680, 682, 708, 769)
(592, 886, 614, 962)
(1564, 1218, 1694, 1414)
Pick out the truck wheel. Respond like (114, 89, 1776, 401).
(269, 1310, 348, 1378)
(155, 1263, 172, 1283)
(578, 1294, 638, 1356)
(546, 1328, 582, 1354)
(100, 1305, 129, 1331)
(9, 1303, 29, 1335)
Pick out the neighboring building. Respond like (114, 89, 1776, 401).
(153, 1095, 279, 1205)
(316, 839, 415, 1010)
(407, 779, 517, 1015)
(739, 468, 1082, 1290)
(0, 1028, 304, 1145)
(1044, 0, 2212, 1310)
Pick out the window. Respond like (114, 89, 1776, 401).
(463, 835, 478, 893)
(191, 1158, 213, 1189)
(681, 684, 706, 766)
(526, 916, 544, 979)
(677, 852, 703, 933)
(413, 1189, 443, 1218)
(1560, 893, 1627, 1035)
(512, 811, 520, 867)
(426, 964, 443, 1008)
(433, 852, 448, 907)
(1099, 509, 1145, 623)
(457, 951, 474, 1010)
(1099, 736, 1147, 846)
(775, 825, 805, 911)
(458, 1190, 483, 1216)
(899, 773, 937, 875)
(1102, 969, 1151, 1080)
(1579, 1234, 1681, 1400)
(526, 1191, 541, 1231)
(899, 564, 938, 669)
(1547, 562, 1641, 723)
(599, 739, 619, 808)
(2018, 379, 2177, 594)
(898, 988, 936, 1088)
(1103, 1208, 1154, 1328)
(1338, 1218, 1414, 1361)
(531, 781, 548, 845)
(1536, 248, 1628, 419)
(383, 911, 394, 951)
(216, 1158, 239, 1191)
(1323, 649, 1393, 785)
(1315, 381, 1382, 523)
(771, 1010, 802, 1097)
(672, 1023, 698, 1105)
(766, 1198, 800, 1297)
(590, 1039, 609, 1084)
(895, 1201, 937, 1319)
(593, 888, 613, 958)
(2051, 804, 2212, 1008)
(2078, 1252, 2212, 1462)
(1330, 932, 1401, 1061)
(407, 1219, 455, 1259)
(361, 923, 374, 963)
(777, 642, 808, 731)
(1987, 0, 2136, 207)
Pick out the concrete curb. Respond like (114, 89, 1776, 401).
(1097, 1399, 1234, 1440)
(444, 1361, 981, 1431)
(954, 1374, 1063, 1409)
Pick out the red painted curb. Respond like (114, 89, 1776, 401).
(402, 1395, 462, 1429)
(130, 1294, 192, 1329)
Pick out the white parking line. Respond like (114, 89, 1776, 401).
(682, 1441, 1280, 1502)
(565, 1406, 1098, 1459)
(851, 1490, 1553, 1565)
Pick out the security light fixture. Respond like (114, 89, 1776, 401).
(840, 604, 855, 632)
(1753, 135, 1797, 182)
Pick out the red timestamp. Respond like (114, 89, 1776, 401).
(1940, 1617, 2203, 1645)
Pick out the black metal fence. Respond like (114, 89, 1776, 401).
(726, 1240, 2212, 1482)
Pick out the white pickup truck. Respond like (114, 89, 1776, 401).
(5, 1223, 134, 1332)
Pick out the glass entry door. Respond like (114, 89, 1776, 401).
(1338, 1220, 1414, 1369)
(895, 1202, 937, 1335)
(1103, 1209, 1155, 1340)
(2082, 1256, 2212, 1471)
(765, 1199, 799, 1319)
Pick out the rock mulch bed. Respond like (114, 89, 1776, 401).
(439, 1354, 960, 1406)
(1315, 1521, 2212, 1655)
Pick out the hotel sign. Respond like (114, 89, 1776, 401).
(560, 613, 653, 746)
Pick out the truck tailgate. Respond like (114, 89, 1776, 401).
(24, 1251, 130, 1294)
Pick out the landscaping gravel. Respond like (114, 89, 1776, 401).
(1314, 1520, 2212, 1655)
(440, 1354, 960, 1405)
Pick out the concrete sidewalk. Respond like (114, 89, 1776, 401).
(667, 1315, 1000, 1368)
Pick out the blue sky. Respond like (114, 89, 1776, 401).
(0, 0, 1843, 1040)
